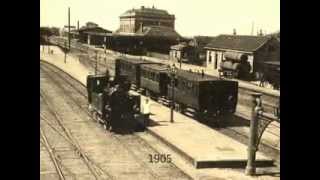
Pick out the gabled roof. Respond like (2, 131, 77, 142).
(137, 26, 181, 39)
(205, 35, 271, 52)
(78, 26, 112, 34)
(190, 36, 216, 48)
(170, 42, 188, 50)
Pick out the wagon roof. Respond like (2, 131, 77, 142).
(141, 63, 169, 72)
(117, 57, 158, 65)
(175, 69, 220, 82)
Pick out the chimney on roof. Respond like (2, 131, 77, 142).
(233, 28, 237, 35)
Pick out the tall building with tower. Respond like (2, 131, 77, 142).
(117, 6, 175, 34)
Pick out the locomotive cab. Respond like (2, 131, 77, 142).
(86, 74, 109, 114)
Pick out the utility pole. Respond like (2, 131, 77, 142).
(68, 7, 71, 51)
(95, 50, 98, 75)
(170, 65, 177, 123)
(64, 41, 67, 63)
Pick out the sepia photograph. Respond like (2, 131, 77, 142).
(40, 0, 280, 179)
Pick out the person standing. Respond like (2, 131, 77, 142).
(141, 97, 151, 127)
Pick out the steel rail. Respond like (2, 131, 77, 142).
(40, 126, 66, 180)
(41, 61, 161, 179)
(41, 68, 113, 180)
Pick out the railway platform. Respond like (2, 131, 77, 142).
(40, 45, 276, 171)
(139, 95, 274, 169)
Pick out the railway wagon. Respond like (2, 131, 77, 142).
(167, 69, 238, 119)
(140, 63, 170, 97)
(115, 57, 160, 89)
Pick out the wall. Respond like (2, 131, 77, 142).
(252, 38, 280, 78)
(206, 50, 224, 74)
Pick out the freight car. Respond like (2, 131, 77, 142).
(87, 73, 141, 133)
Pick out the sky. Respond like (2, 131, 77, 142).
(40, 0, 280, 37)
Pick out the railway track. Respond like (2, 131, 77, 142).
(41, 58, 279, 165)
(40, 61, 192, 179)
(40, 90, 113, 179)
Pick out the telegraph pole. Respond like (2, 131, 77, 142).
(95, 51, 98, 75)
(64, 41, 67, 63)
(170, 65, 176, 123)
(68, 7, 71, 51)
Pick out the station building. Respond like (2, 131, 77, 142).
(204, 34, 280, 77)
(169, 36, 216, 65)
(107, 6, 183, 56)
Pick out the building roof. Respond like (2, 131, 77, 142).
(205, 35, 271, 52)
(170, 42, 188, 50)
(138, 26, 181, 39)
(78, 26, 112, 34)
(120, 6, 174, 19)
(86, 32, 113, 36)
(190, 36, 216, 48)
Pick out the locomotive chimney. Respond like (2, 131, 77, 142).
(141, 6, 144, 9)
(77, 20, 79, 30)
(233, 28, 237, 35)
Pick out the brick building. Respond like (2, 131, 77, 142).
(117, 6, 175, 34)
(109, 6, 182, 55)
